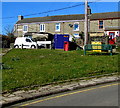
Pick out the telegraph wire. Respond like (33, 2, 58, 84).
(0, 16, 17, 19)
(1, 0, 101, 20)
(24, 3, 85, 17)
(1, 3, 85, 19)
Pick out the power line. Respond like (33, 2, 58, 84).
(0, 16, 17, 19)
(24, 3, 85, 17)
(1, 2, 85, 19)
(24, 1, 101, 17)
(1, 3, 85, 20)
(1, 0, 101, 20)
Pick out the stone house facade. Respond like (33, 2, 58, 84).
(14, 11, 120, 41)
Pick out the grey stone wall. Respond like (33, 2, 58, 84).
(15, 19, 119, 37)
(90, 20, 103, 32)
(104, 19, 119, 27)
(14, 25, 23, 37)
(48, 23, 55, 34)
(28, 24, 39, 32)
(90, 19, 119, 33)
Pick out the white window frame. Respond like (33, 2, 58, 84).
(73, 22, 79, 31)
(23, 25, 28, 32)
(55, 23, 60, 32)
(98, 20, 104, 29)
(40, 24, 45, 32)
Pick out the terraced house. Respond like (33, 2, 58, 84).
(14, 11, 120, 42)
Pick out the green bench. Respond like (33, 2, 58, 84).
(84, 44, 113, 55)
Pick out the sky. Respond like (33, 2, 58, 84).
(0, 1, 119, 35)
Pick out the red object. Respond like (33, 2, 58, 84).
(108, 32, 115, 44)
(64, 41, 69, 51)
(109, 39, 115, 44)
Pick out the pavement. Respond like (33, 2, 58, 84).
(1, 74, 120, 107)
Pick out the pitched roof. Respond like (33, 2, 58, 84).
(16, 12, 120, 24)
(90, 12, 120, 20)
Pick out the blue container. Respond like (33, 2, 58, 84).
(54, 34, 69, 49)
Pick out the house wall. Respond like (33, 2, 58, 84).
(15, 18, 119, 37)
(90, 20, 103, 32)
(104, 19, 119, 27)
(90, 19, 119, 33)
(14, 25, 23, 37)
(63, 22, 73, 34)
(28, 24, 39, 32)
(47, 23, 55, 34)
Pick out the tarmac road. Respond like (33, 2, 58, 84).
(12, 82, 119, 107)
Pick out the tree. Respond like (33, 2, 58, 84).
(2, 25, 16, 48)
(4, 25, 14, 37)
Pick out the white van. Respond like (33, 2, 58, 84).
(14, 37, 38, 49)
(14, 37, 52, 49)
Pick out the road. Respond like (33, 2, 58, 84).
(12, 82, 119, 107)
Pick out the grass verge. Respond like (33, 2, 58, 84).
(2, 49, 119, 92)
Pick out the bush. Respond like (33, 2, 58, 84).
(2, 36, 11, 48)
(1, 35, 16, 48)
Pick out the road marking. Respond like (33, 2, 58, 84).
(20, 82, 119, 107)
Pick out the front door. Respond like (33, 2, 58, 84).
(109, 32, 115, 38)
(109, 32, 115, 44)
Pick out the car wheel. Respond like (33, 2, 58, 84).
(31, 45, 36, 49)
(14, 45, 19, 49)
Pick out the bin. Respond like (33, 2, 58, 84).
(64, 41, 69, 51)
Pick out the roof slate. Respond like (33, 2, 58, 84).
(16, 12, 120, 24)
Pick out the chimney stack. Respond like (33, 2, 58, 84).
(87, 5, 92, 15)
(18, 15, 24, 20)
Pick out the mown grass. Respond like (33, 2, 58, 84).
(2, 49, 119, 92)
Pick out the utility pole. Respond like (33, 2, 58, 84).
(84, 0, 88, 46)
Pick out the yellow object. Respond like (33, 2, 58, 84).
(92, 41, 102, 52)
(90, 32, 104, 37)
(64, 36, 69, 37)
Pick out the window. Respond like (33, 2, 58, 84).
(23, 25, 28, 32)
(55, 23, 60, 32)
(74, 23, 79, 31)
(40, 24, 45, 32)
(26, 38, 32, 42)
(99, 20, 103, 29)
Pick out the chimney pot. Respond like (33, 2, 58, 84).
(18, 15, 24, 20)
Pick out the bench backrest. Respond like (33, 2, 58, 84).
(85, 44, 112, 50)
